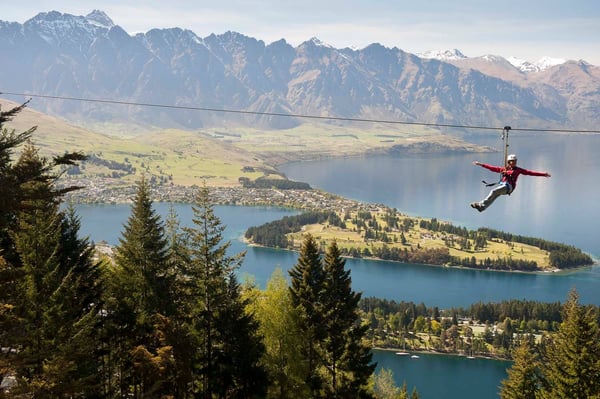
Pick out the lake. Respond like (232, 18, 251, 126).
(373, 349, 512, 398)
(280, 132, 600, 260)
(76, 134, 600, 308)
(75, 203, 600, 309)
(74, 133, 599, 398)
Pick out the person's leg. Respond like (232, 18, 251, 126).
(479, 184, 510, 210)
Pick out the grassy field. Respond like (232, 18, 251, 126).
(1, 99, 269, 186)
(2, 98, 491, 187)
(286, 210, 552, 269)
(212, 122, 489, 165)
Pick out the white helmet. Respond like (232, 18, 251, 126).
(507, 154, 517, 161)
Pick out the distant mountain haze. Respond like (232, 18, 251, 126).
(1, 10, 599, 132)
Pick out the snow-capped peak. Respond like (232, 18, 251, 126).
(507, 56, 529, 67)
(536, 56, 566, 70)
(417, 49, 467, 61)
(25, 11, 112, 46)
(85, 10, 114, 29)
(307, 37, 334, 48)
(415, 47, 568, 72)
(508, 56, 566, 72)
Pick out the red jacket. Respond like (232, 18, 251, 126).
(479, 163, 548, 190)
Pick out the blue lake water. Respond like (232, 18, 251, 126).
(73, 132, 599, 398)
(280, 133, 600, 260)
(75, 202, 600, 309)
(76, 134, 600, 309)
(373, 349, 511, 398)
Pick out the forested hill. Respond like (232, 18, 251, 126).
(245, 209, 594, 271)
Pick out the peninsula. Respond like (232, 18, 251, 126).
(58, 177, 593, 273)
(243, 202, 594, 272)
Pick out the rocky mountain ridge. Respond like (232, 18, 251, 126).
(1, 10, 598, 133)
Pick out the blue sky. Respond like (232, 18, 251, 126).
(4, 0, 600, 64)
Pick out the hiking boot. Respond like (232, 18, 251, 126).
(470, 202, 483, 212)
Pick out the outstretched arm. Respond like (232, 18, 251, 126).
(520, 168, 551, 178)
(473, 161, 503, 173)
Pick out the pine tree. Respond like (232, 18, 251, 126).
(12, 178, 65, 391)
(45, 206, 105, 397)
(162, 205, 196, 397)
(114, 176, 170, 316)
(499, 338, 541, 399)
(321, 240, 375, 398)
(289, 233, 327, 396)
(539, 289, 600, 399)
(215, 274, 268, 398)
(0, 101, 35, 248)
(8, 142, 102, 397)
(0, 105, 24, 381)
(164, 205, 191, 319)
(109, 177, 174, 397)
(185, 184, 266, 398)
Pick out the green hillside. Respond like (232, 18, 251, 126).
(1, 98, 490, 188)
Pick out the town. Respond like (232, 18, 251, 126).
(60, 176, 384, 212)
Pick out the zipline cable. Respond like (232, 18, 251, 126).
(482, 126, 512, 188)
(2, 91, 600, 134)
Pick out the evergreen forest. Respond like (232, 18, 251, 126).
(0, 103, 380, 399)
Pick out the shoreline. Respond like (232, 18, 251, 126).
(373, 347, 512, 363)
(244, 239, 598, 275)
(64, 182, 598, 270)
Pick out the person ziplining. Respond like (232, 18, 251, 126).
(470, 127, 551, 212)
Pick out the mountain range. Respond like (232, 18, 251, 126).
(1, 10, 599, 133)
(417, 49, 567, 73)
